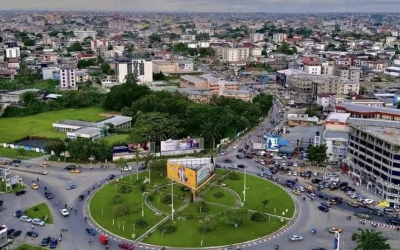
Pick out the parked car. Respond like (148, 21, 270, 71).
(86, 228, 97, 236)
(307, 193, 316, 199)
(42, 237, 51, 246)
(49, 238, 58, 249)
(32, 218, 45, 226)
(387, 219, 400, 226)
(9, 230, 22, 239)
(292, 190, 302, 196)
(15, 190, 27, 196)
(238, 148, 243, 152)
(318, 194, 329, 200)
(370, 209, 384, 217)
(289, 235, 303, 242)
(26, 231, 39, 238)
(15, 209, 23, 218)
(12, 159, 21, 164)
(312, 178, 323, 184)
(331, 197, 343, 204)
(355, 213, 370, 219)
(236, 155, 243, 159)
(233, 144, 238, 149)
(318, 206, 329, 212)
(7, 229, 15, 236)
(20, 215, 32, 223)
(321, 202, 332, 208)
(64, 165, 76, 170)
(119, 241, 135, 250)
(237, 164, 246, 169)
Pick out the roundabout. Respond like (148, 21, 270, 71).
(87, 169, 298, 249)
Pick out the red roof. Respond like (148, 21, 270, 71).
(301, 57, 321, 66)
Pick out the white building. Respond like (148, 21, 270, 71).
(60, 67, 77, 90)
(5, 47, 20, 58)
(220, 47, 250, 62)
(273, 33, 287, 43)
(250, 33, 264, 42)
(114, 57, 153, 83)
(73, 30, 96, 40)
(180, 34, 196, 42)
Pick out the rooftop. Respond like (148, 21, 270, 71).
(336, 103, 400, 116)
(180, 75, 204, 84)
(324, 131, 349, 140)
(95, 116, 132, 126)
(69, 127, 102, 136)
(6, 89, 41, 95)
(54, 120, 97, 127)
(355, 125, 400, 146)
(325, 112, 350, 123)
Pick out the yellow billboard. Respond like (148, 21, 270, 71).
(167, 161, 197, 189)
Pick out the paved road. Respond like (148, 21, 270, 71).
(1, 98, 400, 250)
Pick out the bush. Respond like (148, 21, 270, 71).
(262, 199, 269, 206)
(159, 222, 177, 234)
(187, 214, 194, 220)
(33, 207, 39, 212)
(135, 218, 148, 229)
(162, 194, 172, 204)
(197, 201, 209, 213)
(213, 192, 225, 198)
(147, 194, 154, 202)
(228, 172, 240, 180)
(112, 195, 122, 205)
(139, 184, 146, 192)
(251, 212, 267, 222)
(118, 185, 132, 194)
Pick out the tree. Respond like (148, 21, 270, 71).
(45, 141, 66, 158)
(16, 148, 26, 157)
(307, 144, 329, 166)
(115, 158, 128, 171)
(149, 33, 161, 43)
(21, 91, 38, 106)
(353, 228, 391, 250)
(305, 104, 320, 117)
(201, 120, 220, 149)
(198, 216, 216, 232)
(77, 58, 96, 69)
(112, 204, 129, 217)
(100, 62, 111, 75)
(149, 159, 167, 177)
(220, 208, 250, 228)
(103, 83, 151, 111)
(67, 43, 83, 52)
(125, 73, 138, 84)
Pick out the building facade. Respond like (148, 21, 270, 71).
(60, 67, 77, 90)
(114, 57, 153, 83)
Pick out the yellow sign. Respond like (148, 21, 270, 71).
(167, 162, 197, 189)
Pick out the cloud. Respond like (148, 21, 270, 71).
(1, 0, 400, 12)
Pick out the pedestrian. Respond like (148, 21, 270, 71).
(98, 182, 101, 187)
(31, 224, 34, 229)
(74, 209, 78, 214)
(93, 186, 95, 191)
(65, 204, 67, 209)
(60, 233, 62, 239)
(31, 178, 34, 183)
(37, 177, 39, 182)
(70, 205, 73, 211)
(44, 186, 47, 191)
(87, 190, 90, 195)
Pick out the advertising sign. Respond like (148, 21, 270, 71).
(266, 135, 279, 151)
(161, 137, 201, 152)
(167, 161, 197, 189)
(196, 163, 215, 186)
(113, 143, 150, 156)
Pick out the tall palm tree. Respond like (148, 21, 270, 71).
(353, 228, 391, 250)
(201, 121, 221, 150)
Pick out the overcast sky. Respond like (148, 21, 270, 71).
(2, 0, 400, 12)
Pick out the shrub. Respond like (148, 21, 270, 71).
(162, 194, 172, 204)
(213, 192, 225, 198)
(112, 194, 122, 205)
(228, 172, 240, 180)
(135, 218, 148, 228)
(33, 207, 39, 212)
(147, 194, 154, 202)
(118, 185, 132, 194)
(139, 184, 146, 192)
(159, 222, 177, 234)
(187, 214, 194, 220)
(251, 212, 267, 222)
(197, 201, 209, 213)
(262, 199, 269, 206)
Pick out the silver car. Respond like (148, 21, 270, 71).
(20, 215, 32, 223)
(31, 218, 45, 226)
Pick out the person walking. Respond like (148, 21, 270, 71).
(64, 204, 67, 209)
(70, 205, 73, 211)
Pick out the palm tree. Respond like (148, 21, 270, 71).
(201, 121, 221, 150)
(353, 228, 391, 250)
(115, 158, 128, 179)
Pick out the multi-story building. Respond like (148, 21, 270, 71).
(153, 61, 194, 74)
(114, 57, 153, 83)
(5, 47, 20, 58)
(346, 124, 400, 208)
(334, 66, 361, 83)
(73, 30, 96, 40)
(59, 67, 77, 90)
(273, 33, 287, 43)
(219, 47, 250, 63)
(180, 34, 196, 42)
(250, 33, 264, 42)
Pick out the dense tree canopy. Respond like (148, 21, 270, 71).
(103, 83, 151, 111)
(354, 228, 391, 250)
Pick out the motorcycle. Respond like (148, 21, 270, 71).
(311, 229, 317, 235)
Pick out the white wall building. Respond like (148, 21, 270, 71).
(115, 58, 153, 83)
(5, 47, 20, 58)
(60, 67, 77, 90)
(73, 30, 96, 40)
(273, 33, 287, 43)
(220, 47, 250, 62)
(250, 33, 264, 42)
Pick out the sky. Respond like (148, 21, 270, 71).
(2, 0, 400, 13)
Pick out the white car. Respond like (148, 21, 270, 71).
(122, 166, 132, 172)
(60, 208, 70, 217)
(293, 171, 298, 176)
(233, 144, 238, 149)
(289, 235, 303, 242)
(362, 198, 374, 204)
(297, 186, 305, 192)
(293, 162, 299, 167)
(330, 177, 340, 182)
(20, 215, 32, 223)
(228, 164, 237, 169)
(31, 218, 45, 226)
(274, 156, 283, 160)
(287, 171, 292, 176)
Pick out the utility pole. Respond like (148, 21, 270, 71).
(243, 164, 247, 203)
(171, 180, 174, 220)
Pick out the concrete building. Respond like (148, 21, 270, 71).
(180, 34, 196, 41)
(0, 89, 41, 103)
(60, 67, 77, 90)
(5, 47, 20, 58)
(219, 47, 250, 63)
(114, 57, 153, 83)
(153, 61, 194, 74)
(273, 33, 287, 43)
(324, 131, 348, 162)
(250, 33, 264, 42)
(346, 124, 400, 207)
(334, 66, 361, 83)
(73, 30, 96, 40)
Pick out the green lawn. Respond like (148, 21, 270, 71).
(0, 181, 26, 193)
(143, 216, 287, 247)
(202, 186, 236, 206)
(24, 203, 54, 224)
(102, 134, 130, 145)
(221, 170, 295, 217)
(0, 147, 43, 159)
(179, 202, 227, 217)
(90, 184, 164, 240)
(0, 107, 106, 143)
(15, 244, 45, 250)
(120, 170, 170, 187)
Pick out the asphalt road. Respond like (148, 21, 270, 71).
(1, 98, 400, 250)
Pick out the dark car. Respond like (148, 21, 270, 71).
(86, 228, 97, 236)
(15, 190, 26, 196)
(236, 155, 243, 159)
(215, 164, 222, 169)
(42, 237, 51, 246)
(238, 148, 243, 152)
(312, 248, 327, 250)
(7, 229, 15, 236)
(9, 230, 22, 239)
(106, 174, 116, 181)
(343, 186, 355, 192)
(245, 155, 253, 159)
(339, 182, 348, 187)
(12, 159, 22, 163)
(26, 231, 39, 238)
(318, 193, 329, 200)
(286, 180, 296, 185)
(15, 209, 23, 218)
(45, 192, 54, 199)
(387, 219, 400, 226)
(370, 209, 384, 217)
(244, 145, 249, 149)
(329, 185, 339, 191)
(138, 164, 147, 171)
(119, 241, 135, 250)
(50, 238, 58, 249)
(64, 165, 76, 170)
(312, 178, 323, 184)
(318, 205, 329, 212)
(331, 197, 343, 204)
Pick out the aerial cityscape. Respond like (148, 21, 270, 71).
(1, 2, 400, 250)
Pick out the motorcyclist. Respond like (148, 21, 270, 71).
(275, 245, 280, 250)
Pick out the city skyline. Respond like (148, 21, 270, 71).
(2, 0, 400, 13)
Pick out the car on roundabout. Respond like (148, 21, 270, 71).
(307, 193, 316, 199)
(355, 212, 370, 219)
(70, 169, 81, 174)
(122, 166, 132, 171)
(60, 208, 69, 217)
(64, 165, 76, 170)
(348, 201, 360, 208)
(292, 190, 302, 196)
(66, 183, 76, 190)
(45, 192, 54, 199)
(321, 201, 332, 208)
(289, 235, 303, 242)
(86, 228, 97, 236)
(328, 228, 343, 233)
(41, 237, 51, 246)
(318, 205, 329, 212)
(0, 161, 7, 165)
(119, 241, 135, 250)
(312, 248, 327, 250)
(31, 183, 39, 190)
(41, 162, 49, 168)
(233, 144, 238, 149)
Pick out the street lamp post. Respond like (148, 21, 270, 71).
(149, 166, 151, 184)
(171, 180, 174, 220)
(243, 164, 247, 203)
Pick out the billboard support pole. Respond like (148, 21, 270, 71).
(171, 180, 174, 221)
